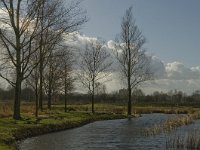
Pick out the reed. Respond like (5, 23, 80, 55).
(144, 115, 194, 136)
(166, 130, 200, 150)
(186, 131, 198, 149)
(0, 103, 13, 117)
(166, 134, 184, 149)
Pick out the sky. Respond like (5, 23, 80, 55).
(0, 0, 200, 95)
(75, 0, 200, 94)
(80, 0, 200, 67)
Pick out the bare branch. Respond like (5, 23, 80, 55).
(113, 6, 152, 115)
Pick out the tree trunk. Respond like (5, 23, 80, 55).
(39, 50, 43, 111)
(127, 81, 132, 116)
(127, 42, 132, 116)
(39, 4, 44, 111)
(92, 79, 95, 114)
(13, 27, 22, 120)
(64, 73, 67, 112)
(35, 82, 38, 118)
(47, 59, 53, 110)
(64, 93, 67, 113)
(127, 63, 132, 115)
(47, 90, 52, 110)
(13, 75, 22, 120)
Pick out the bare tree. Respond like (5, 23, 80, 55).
(78, 40, 112, 113)
(43, 50, 62, 110)
(113, 7, 152, 116)
(59, 48, 74, 113)
(36, 0, 87, 111)
(42, 46, 74, 111)
(25, 51, 40, 117)
(0, 0, 45, 119)
(0, 0, 87, 119)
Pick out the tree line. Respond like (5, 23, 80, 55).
(0, 1, 151, 119)
(2, 87, 200, 107)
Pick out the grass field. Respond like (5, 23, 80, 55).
(1, 102, 199, 117)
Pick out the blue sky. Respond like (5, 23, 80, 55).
(80, 0, 200, 67)
(77, 0, 200, 94)
(0, 0, 199, 94)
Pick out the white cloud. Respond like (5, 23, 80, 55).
(149, 56, 166, 78)
(142, 79, 200, 94)
(63, 32, 98, 50)
(146, 60, 200, 81)
(64, 33, 200, 94)
(141, 61, 200, 94)
(165, 62, 200, 80)
(0, 28, 197, 94)
(107, 40, 116, 50)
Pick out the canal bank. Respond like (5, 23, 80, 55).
(0, 112, 127, 150)
(18, 114, 200, 150)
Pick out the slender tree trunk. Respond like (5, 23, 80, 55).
(13, 25, 22, 119)
(47, 87, 52, 110)
(39, 2, 44, 111)
(64, 70, 67, 112)
(39, 49, 43, 111)
(127, 44, 132, 116)
(47, 59, 53, 110)
(13, 76, 22, 120)
(92, 79, 95, 114)
(127, 80, 132, 116)
(35, 85, 38, 118)
(47, 78, 52, 110)
(64, 92, 67, 112)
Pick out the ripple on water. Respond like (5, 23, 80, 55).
(19, 114, 198, 150)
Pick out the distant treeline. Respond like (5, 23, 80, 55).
(1, 87, 200, 106)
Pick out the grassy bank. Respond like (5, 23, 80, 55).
(0, 111, 127, 150)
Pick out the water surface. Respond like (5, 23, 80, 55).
(19, 114, 198, 150)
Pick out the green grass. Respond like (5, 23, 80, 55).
(0, 111, 126, 150)
(0, 144, 15, 150)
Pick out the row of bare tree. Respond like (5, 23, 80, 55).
(0, 0, 87, 119)
(0, 0, 152, 119)
(76, 7, 152, 117)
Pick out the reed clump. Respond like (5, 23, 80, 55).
(166, 130, 200, 150)
(144, 115, 194, 136)
(166, 134, 184, 149)
(163, 115, 194, 132)
(0, 103, 13, 117)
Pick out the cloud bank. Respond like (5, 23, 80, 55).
(0, 29, 197, 94)
(65, 33, 200, 94)
(144, 61, 200, 94)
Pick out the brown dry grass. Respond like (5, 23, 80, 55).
(144, 115, 194, 136)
